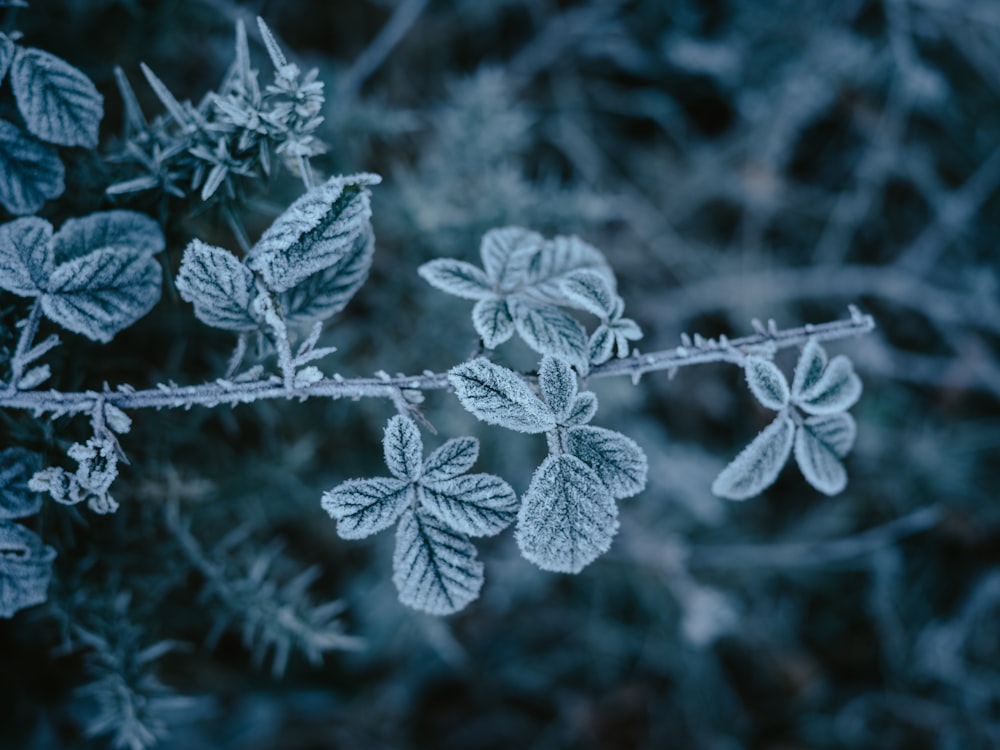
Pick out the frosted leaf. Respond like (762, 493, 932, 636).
(516, 454, 618, 574)
(422, 437, 479, 483)
(419, 474, 517, 537)
(10, 47, 103, 148)
(791, 339, 827, 399)
(281, 225, 373, 324)
(41, 246, 162, 343)
(0, 217, 53, 296)
(523, 234, 614, 304)
(479, 226, 543, 288)
(418, 258, 492, 300)
(176, 240, 259, 332)
(103, 404, 132, 434)
(712, 413, 795, 500)
(610, 318, 643, 357)
(383, 415, 423, 482)
(392, 508, 483, 615)
(471, 297, 514, 348)
(17, 365, 49, 390)
(509, 298, 588, 369)
(449, 358, 556, 434)
(69, 437, 118, 495)
(246, 173, 380, 293)
(0, 119, 65, 215)
(0, 521, 56, 618)
(560, 270, 617, 317)
(795, 413, 856, 495)
(0, 448, 42, 520)
(566, 425, 648, 499)
(795, 355, 862, 415)
(0, 34, 13, 84)
(588, 325, 615, 365)
(744, 356, 790, 410)
(51, 210, 164, 263)
(321, 477, 413, 539)
(563, 391, 599, 427)
(539, 356, 578, 421)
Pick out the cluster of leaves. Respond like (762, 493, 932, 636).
(713, 339, 863, 499)
(109, 18, 327, 207)
(0, 25, 102, 213)
(419, 226, 642, 370)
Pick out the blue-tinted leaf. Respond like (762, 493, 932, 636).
(796, 355, 862, 415)
(392, 508, 483, 615)
(247, 173, 380, 292)
(11, 47, 103, 148)
(539, 355, 578, 421)
(418, 258, 492, 300)
(516, 454, 618, 573)
(419, 474, 517, 537)
(791, 339, 827, 399)
(479, 226, 543, 288)
(281, 225, 373, 324)
(471, 297, 514, 348)
(449, 358, 556, 434)
(321, 476, 413, 539)
(0, 448, 41, 520)
(383, 415, 423, 482)
(744, 356, 790, 410)
(560, 270, 617, 317)
(0, 217, 53, 296)
(0, 521, 56, 618)
(509, 298, 588, 369)
(712, 413, 795, 500)
(41, 247, 162, 343)
(0, 34, 14, 84)
(588, 325, 615, 365)
(795, 413, 856, 495)
(51, 210, 164, 263)
(610, 317, 642, 358)
(563, 391, 598, 427)
(0, 119, 64, 215)
(422, 437, 479, 483)
(566, 425, 648, 499)
(176, 240, 259, 332)
(523, 234, 614, 304)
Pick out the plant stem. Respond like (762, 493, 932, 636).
(6, 300, 43, 391)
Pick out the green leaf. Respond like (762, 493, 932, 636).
(0, 449, 42, 520)
(516, 454, 618, 573)
(321, 477, 413, 540)
(392, 508, 483, 615)
(383, 415, 423, 482)
(0, 521, 56, 618)
(471, 297, 514, 348)
(794, 413, 856, 496)
(11, 47, 103, 148)
(566, 425, 648, 499)
(419, 474, 517, 537)
(449, 358, 556, 434)
(0, 217, 53, 296)
(744, 356, 790, 410)
(0, 119, 64, 215)
(712, 413, 795, 500)
(41, 247, 162, 343)
(177, 240, 259, 332)
(247, 173, 380, 293)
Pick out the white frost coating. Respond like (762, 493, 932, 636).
(0, 217, 53, 296)
(563, 391, 599, 427)
(791, 339, 827, 398)
(392, 508, 484, 615)
(382, 415, 423, 482)
(559, 270, 617, 317)
(794, 354, 862, 415)
(321, 477, 413, 539)
(712, 413, 795, 500)
(449, 358, 556, 434)
(509, 297, 588, 369)
(246, 173, 381, 293)
(418, 474, 517, 537)
(538, 356, 578, 421)
(516, 454, 619, 574)
(471, 297, 515, 348)
(478, 226, 544, 290)
(422, 436, 479, 482)
(176, 240, 259, 332)
(418, 258, 492, 300)
(51, 210, 164, 263)
(565, 425, 648, 499)
(744, 356, 790, 410)
(794, 414, 855, 495)
(0, 120, 65, 215)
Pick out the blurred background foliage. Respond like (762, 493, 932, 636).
(2, 0, 999, 747)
